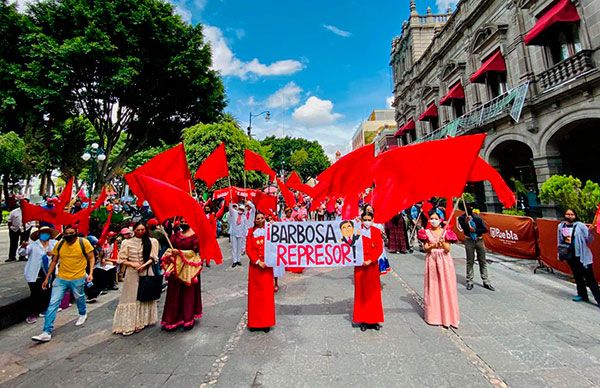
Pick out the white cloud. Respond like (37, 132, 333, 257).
(436, 0, 458, 12)
(266, 82, 303, 109)
(293, 97, 343, 127)
(204, 25, 304, 79)
(170, 0, 207, 23)
(323, 24, 352, 38)
(247, 96, 257, 107)
(386, 95, 394, 108)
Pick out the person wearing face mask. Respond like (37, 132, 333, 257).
(229, 201, 255, 268)
(32, 226, 95, 342)
(353, 212, 385, 332)
(457, 203, 494, 291)
(161, 217, 204, 330)
(557, 209, 600, 307)
(20, 227, 59, 324)
(418, 211, 460, 329)
(246, 212, 275, 332)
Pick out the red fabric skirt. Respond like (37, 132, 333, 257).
(248, 264, 275, 328)
(161, 275, 203, 330)
(353, 264, 384, 324)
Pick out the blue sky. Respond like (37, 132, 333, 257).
(170, 0, 461, 156)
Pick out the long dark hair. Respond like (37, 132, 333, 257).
(564, 208, 580, 222)
(134, 221, 152, 261)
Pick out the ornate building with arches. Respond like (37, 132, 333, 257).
(390, 0, 600, 217)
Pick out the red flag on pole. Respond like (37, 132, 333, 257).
(77, 186, 90, 202)
(135, 174, 223, 265)
(286, 171, 313, 197)
(97, 211, 113, 247)
(372, 134, 486, 223)
(254, 191, 277, 218)
(467, 156, 516, 209)
(194, 143, 229, 188)
(91, 187, 108, 211)
(57, 177, 75, 210)
(125, 144, 192, 206)
(594, 204, 600, 235)
(276, 178, 297, 208)
(21, 201, 65, 227)
(244, 149, 276, 180)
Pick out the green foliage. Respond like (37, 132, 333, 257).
(539, 175, 600, 222)
(184, 119, 269, 191)
(261, 136, 330, 180)
(510, 178, 528, 195)
(18, 0, 226, 185)
(461, 192, 476, 204)
(502, 208, 526, 216)
(0, 131, 25, 176)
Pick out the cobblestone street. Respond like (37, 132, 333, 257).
(1, 232, 600, 387)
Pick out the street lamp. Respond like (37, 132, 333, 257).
(248, 111, 271, 139)
(81, 143, 107, 196)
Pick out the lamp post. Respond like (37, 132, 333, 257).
(81, 142, 107, 197)
(247, 111, 271, 139)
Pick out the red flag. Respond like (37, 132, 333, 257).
(63, 207, 93, 235)
(286, 172, 313, 197)
(422, 202, 433, 220)
(97, 211, 113, 247)
(310, 144, 375, 218)
(77, 186, 89, 202)
(244, 149, 276, 180)
(467, 156, 516, 209)
(594, 204, 600, 234)
(194, 143, 229, 188)
(372, 135, 485, 223)
(276, 178, 296, 208)
(125, 144, 192, 206)
(21, 201, 65, 227)
(135, 174, 223, 265)
(91, 187, 108, 211)
(57, 178, 74, 210)
(254, 191, 277, 218)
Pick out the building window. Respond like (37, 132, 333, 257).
(453, 101, 465, 118)
(429, 117, 439, 132)
(487, 73, 507, 99)
(545, 24, 582, 66)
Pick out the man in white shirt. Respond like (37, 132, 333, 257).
(7, 199, 26, 262)
(229, 201, 255, 268)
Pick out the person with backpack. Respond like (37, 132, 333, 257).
(31, 225, 95, 343)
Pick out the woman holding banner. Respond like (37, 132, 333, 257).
(353, 212, 385, 331)
(418, 211, 460, 328)
(557, 209, 600, 306)
(246, 212, 276, 332)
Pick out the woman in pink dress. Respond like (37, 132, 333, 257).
(418, 212, 459, 329)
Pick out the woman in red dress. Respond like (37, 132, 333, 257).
(160, 218, 203, 330)
(203, 202, 225, 268)
(246, 212, 276, 332)
(353, 211, 385, 331)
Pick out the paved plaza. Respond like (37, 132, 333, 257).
(1, 230, 600, 387)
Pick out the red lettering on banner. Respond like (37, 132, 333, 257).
(297, 245, 307, 267)
(306, 245, 315, 266)
(277, 245, 288, 266)
(341, 244, 352, 264)
(325, 247, 334, 265)
(288, 244, 297, 266)
(313, 244, 323, 265)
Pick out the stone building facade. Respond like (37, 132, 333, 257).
(351, 109, 396, 151)
(390, 0, 600, 216)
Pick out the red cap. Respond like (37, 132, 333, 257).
(147, 218, 159, 227)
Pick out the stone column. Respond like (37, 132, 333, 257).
(532, 155, 563, 218)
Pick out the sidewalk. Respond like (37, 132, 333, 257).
(0, 226, 31, 329)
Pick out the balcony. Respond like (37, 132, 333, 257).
(411, 81, 530, 144)
(538, 50, 595, 92)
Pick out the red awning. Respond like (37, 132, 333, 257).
(470, 50, 506, 84)
(418, 103, 438, 121)
(394, 119, 416, 137)
(524, 0, 580, 46)
(439, 82, 465, 106)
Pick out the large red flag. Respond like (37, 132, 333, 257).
(244, 149, 276, 180)
(276, 178, 297, 208)
(125, 144, 192, 206)
(467, 156, 516, 209)
(372, 134, 486, 223)
(57, 177, 74, 210)
(21, 201, 65, 226)
(286, 171, 313, 197)
(194, 143, 229, 188)
(135, 174, 223, 264)
(310, 144, 375, 216)
(254, 191, 277, 218)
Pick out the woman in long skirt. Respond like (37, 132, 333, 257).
(385, 213, 409, 253)
(112, 222, 159, 335)
(246, 212, 275, 332)
(418, 212, 459, 328)
(161, 218, 203, 330)
(353, 211, 385, 331)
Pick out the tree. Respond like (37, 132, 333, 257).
(261, 136, 330, 180)
(19, 0, 226, 190)
(539, 175, 600, 222)
(184, 118, 270, 192)
(0, 131, 25, 203)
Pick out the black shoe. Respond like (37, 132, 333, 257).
(205, 263, 210, 268)
(232, 262, 237, 268)
(5, 258, 16, 262)
(263, 327, 270, 333)
(360, 324, 367, 332)
(238, 262, 242, 266)
(373, 324, 381, 331)
(18, 257, 28, 262)
(466, 283, 473, 290)
(483, 283, 495, 291)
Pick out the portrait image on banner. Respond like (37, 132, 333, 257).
(265, 220, 365, 268)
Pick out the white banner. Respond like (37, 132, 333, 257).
(265, 221, 364, 268)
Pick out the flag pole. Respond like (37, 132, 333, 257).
(444, 196, 462, 231)
(408, 209, 423, 243)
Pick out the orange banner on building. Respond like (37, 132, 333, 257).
(452, 211, 537, 259)
(536, 218, 600, 282)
